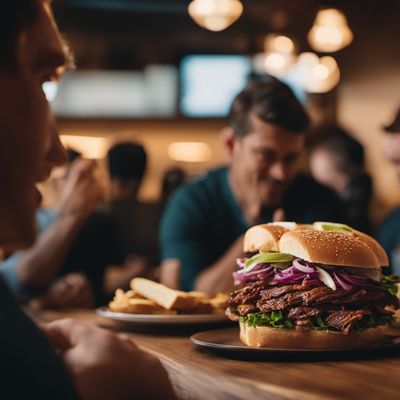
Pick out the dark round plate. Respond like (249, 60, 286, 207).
(191, 328, 400, 361)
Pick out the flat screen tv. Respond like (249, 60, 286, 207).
(179, 54, 252, 118)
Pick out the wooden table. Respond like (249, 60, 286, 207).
(37, 309, 400, 400)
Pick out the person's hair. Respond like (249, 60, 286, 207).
(107, 142, 147, 182)
(229, 76, 310, 138)
(308, 125, 365, 174)
(161, 167, 187, 201)
(0, 0, 39, 71)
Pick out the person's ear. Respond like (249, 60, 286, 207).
(221, 127, 237, 160)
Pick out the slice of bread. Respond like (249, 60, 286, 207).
(109, 298, 176, 314)
(131, 278, 202, 310)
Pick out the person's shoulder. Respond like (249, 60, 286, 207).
(169, 166, 227, 203)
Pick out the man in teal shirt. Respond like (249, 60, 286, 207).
(377, 108, 400, 275)
(160, 79, 345, 294)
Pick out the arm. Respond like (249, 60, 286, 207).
(194, 235, 244, 295)
(160, 189, 244, 296)
(43, 319, 176, 400)
(16, 159, 103, 292)
(16, 211, 88, 289)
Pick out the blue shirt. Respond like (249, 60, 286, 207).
(0, 208, 56, 301)
(160, 167, 345, 291)
(376, 207, 400, 275)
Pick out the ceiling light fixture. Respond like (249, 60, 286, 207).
(188, 0, 243, 32)
(254, 34, 296, 77)
(296, 52, 340, 93)
(308, 8, 353, 52)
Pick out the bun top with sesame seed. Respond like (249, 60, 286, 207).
(279, 229, 381, 269)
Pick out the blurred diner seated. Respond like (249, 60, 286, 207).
(103, 142, 163, 295)
(161, 167, 188, 204)
(308, 125, 373, 233)
(0, 124, 112, 308)
(377, 108, 400, 274)
(159, 77, 346, 295)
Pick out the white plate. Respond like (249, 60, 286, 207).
(96, 307, 229, 325)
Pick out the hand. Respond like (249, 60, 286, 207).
(56, 159, 104, 219)
(32, 273, 95, 309)
(272, 208, 286, 222)
(42, 319, 176, 400)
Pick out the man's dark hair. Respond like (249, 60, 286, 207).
(0, 0, 38, 70)
(107, 142, 147, 182)
(229, 76, 310, 137)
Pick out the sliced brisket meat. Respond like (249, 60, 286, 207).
(225, 307, 240, 321)
(325, 310, 368, 335)
(228, 281, 266, 307)
(260, 284, 311, 301)
(288, 306, 323, 320)
(237, 304, 258, 316)
(257, 291, 304, 312)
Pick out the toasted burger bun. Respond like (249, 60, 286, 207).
(279, 229, 380, 269)
(352, 230, 389, 267)
(312, 222, 389, 267)
(243, 224, 288, 252)
(239, 322, 390, 349)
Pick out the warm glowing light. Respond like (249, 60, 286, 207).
(296, 53, 340, 93)
(265, 53, 286, 70)
(168, 142, 212, 162)
(188, 0, 243, 32)
(308, 8, 353, 52)
(60, 135, 108, 159)
(264, 34, 295, 54)
(313, 64, 330, 80)
(257, 34, 297, 77)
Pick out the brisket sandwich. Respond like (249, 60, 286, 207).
(227, 222, 399, 348)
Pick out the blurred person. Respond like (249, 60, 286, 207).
(160, 78, 345, 295)
(161, 167, 187, 203)
(377, 108, 400, 274)
(0, 134, 112, 308)
(104, 142, 162, 294)
(107, 141, 147, 202)
(308, 125, 373, 233)
(0, 1, 176, 399)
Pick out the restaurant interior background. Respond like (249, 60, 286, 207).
(49, 0, 400, 225)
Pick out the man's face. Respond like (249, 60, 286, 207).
(0, 0, 66, 250)
(383, 133, 400, 180)
(230, 113, 304, 211)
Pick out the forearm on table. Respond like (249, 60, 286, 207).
(16, 212, 87, 289)
(194, 250, 239, 296)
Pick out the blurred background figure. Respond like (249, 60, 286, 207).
(308, 125, 372, 233)
(107, 141, 147, 202)
(0, 122, 112, 308)
(104, 141, 162, 295)
(161, 167, 187, 204)
(377, 108, 400, 274)
(160, 78, 345, 294)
